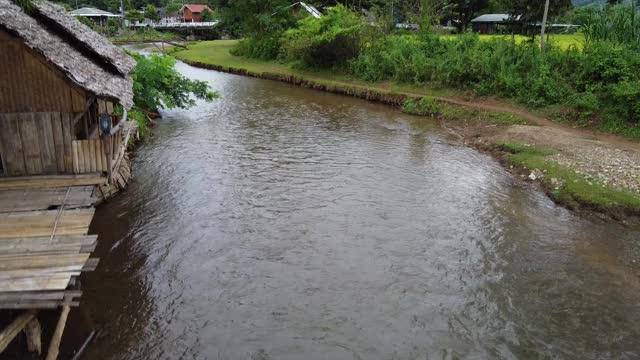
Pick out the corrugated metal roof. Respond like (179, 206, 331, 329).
(471, 14, 519, 23)
(69, 7, 120, 17)
(299, 2, 322, 18)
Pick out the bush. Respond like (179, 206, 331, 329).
(279, 5, 376, 69)
(353, 32, 640, 124)
(230, 33, 283, 60)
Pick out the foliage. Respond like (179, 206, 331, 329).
(125, 9, 144, 23)
(130, 52, 218, 111)
(279, 5, 376, 69)
(144, 4, 159, 21)
(500, 0, 573, 34)
(213, 0, 295, 38)
(353, 31, 640, 124)
(200, 8, 216, 22)
(583, 3, 640, 48)
(76, 15, 94, 28)
(402, 97, 443, 116)
(165, 1, 182, 15)
(106, 17, 120, 36)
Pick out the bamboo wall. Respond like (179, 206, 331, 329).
(72, 128, 121, 175)
(0, 113, 81, 176)
(0, 30, 87, 113)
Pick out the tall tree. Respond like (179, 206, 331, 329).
(144, 4, 159, 21)
(501, 0, 572, 36)
(449, 0, 490, 31)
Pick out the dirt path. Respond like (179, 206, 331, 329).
(402, 92, 640, 195)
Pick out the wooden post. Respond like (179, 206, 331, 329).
(0, 310, 36, 353)
(25, 318, 42, 355)
(45, 297, 72, 360)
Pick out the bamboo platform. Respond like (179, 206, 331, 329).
(0, 174, 104, 357)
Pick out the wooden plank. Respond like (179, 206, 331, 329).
(0, 275, 72, 293)
(0, 186, 96, 212)
(0, 208, 95, 239)
(89, 140, 96, 173)
(95, 140, 103, 172)
(0, 290, 81, 302)
(61, 113, 74, 173)
(78, 141, 85, 174)
(0, 253, 89, 271)
(97, 100, 107, 114)
(0, 301, 79, 310)
(0, 174, 106, 190)
(19, 114, 43, 175)
(0, 235, 97, 255)
(0, 114, 27, 176)
(101, 141, 108, 174)
(51, 113, 66, 173)
(72, 140, 79, 174)
(81, 258, 99, 271)
(0, 310, 36, 353)
(37, 113, 57, 174)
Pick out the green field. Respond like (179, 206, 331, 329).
(440, 33, 585, 50)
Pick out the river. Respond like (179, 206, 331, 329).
(66, 56, 640, 359)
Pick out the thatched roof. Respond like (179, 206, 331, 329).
(0, 0, 135, 108)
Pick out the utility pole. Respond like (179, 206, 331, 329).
(540, 0, 550, 53)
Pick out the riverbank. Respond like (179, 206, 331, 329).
(172, 40, 640, 221)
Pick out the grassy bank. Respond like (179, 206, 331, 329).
(172, 40, 640, 220)
(496, 143, 640, 217)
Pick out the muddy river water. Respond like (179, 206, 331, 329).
(68, 57, 640, 359)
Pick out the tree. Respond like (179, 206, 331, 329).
(165, 1, 182, 16)
(501, 0, 573, 36)
(212, 0, 296, 37)
(451, 0, 490, 31)
(144, 4, 159, 21)
(200, 8, 215, 22)
(125, 9, 144, 23)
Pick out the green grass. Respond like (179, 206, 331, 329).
(440, 33, 585, 50)
(498, 142, 640, 214)
(173, 40, 463, 98)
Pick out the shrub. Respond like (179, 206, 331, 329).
(279, 5, 376, 69)
(230, 33, 283, 60)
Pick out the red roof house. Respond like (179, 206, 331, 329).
(180, 4, 214, 22)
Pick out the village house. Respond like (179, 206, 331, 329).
(180, 4, 214, 22)
(0, 0, 136, 358)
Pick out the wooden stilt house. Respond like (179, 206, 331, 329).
(0, 0, 135, 181)
(0, 2, 136, 357)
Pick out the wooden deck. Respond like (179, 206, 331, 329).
(0, 174, 105, 309)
